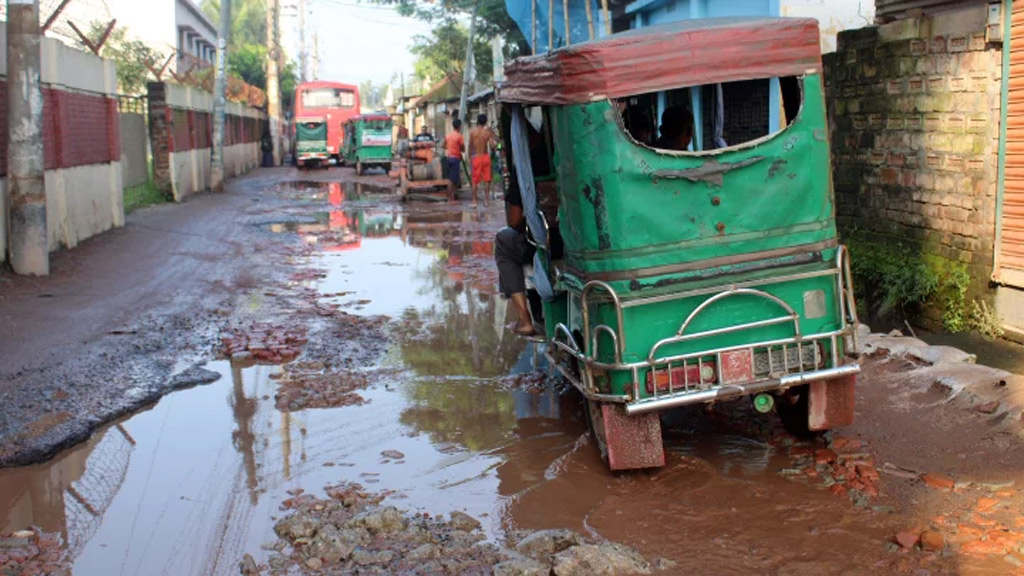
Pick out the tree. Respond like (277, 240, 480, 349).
(199, 0, 267, 53)
(83, 22, 160, 95)
(201, 0, 298, 112)
(372, 0, 528, 56)
(409, 20, 493, 84)
(228, 43, 267, 88)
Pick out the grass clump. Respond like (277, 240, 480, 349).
(124, 180, 169, 213)
(846, 235, 970, 332)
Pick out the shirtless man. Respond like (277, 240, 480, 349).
(468, 114, 498, 208)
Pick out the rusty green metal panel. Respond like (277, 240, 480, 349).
(549, 74, 836, 279)
(343, 117, 393, 164)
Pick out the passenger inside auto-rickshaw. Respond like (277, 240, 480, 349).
(495, 17, 860, 471)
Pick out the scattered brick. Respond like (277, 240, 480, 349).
(894, 531, 920, 550)
(920, 530, 944, 552)
(921, 473, 955, 490)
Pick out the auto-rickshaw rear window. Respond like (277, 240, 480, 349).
(618, 76, 804, 152)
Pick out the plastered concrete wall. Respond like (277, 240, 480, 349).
(0, 26, 123, 264)
(120, 113, 149, 188)
(44, 163, 125, 251)
(168, 143, 258, 200)
(780, 0, 875, 53)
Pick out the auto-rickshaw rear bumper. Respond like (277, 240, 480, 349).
(621, 362, 859, 415)
(546, 245, 862, 422)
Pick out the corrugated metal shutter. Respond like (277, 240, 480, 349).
(876, 0, 988, 22)
(1002, 2, 1024, 286)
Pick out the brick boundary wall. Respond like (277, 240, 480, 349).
(0, 25, 124, 264)
(824, 9, 1001, 300)
(0, 82, 118, 175)
(147, 81, 264, 200)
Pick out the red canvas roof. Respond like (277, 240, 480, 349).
(500, 17, 823, 105)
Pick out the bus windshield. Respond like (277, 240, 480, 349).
(302, 88, 355, 109)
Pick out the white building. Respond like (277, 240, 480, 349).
(0, 0, 218, 77)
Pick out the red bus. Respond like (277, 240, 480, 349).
(293, 81, 360, 161)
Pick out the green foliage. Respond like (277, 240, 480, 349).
(85, 23, 159, 95)
(848, 238, 937, 318)
(281, 61, 298, 110)
(847, 236, 972, 332)
(124, 180, 170, 213)
(200, 0, 267, 53)
(968, 299, 1005, 339)
(229, 44, 267, 88)
(929, 255, 971, 333)
(371, 0, 529, 55)
(410, 20, 493, 83)
(200, 0, 297, 109)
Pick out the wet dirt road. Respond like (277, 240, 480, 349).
(3, 168, 1024, 575)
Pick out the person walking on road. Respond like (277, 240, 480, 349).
(444, 119, 464, 202)
(468, 114, 498, 208)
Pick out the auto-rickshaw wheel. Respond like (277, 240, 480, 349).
(777, 373, 856, 438)
(585, 398, 609, 462)
(776, 385, 815, 438)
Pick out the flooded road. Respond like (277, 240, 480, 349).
(2, 170, 1024, 575)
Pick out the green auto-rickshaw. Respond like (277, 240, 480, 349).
(294, 117, 329, 169)
(498, 17, 860, 471)
(343, 114, 393, 175)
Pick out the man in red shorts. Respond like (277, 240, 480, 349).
(468, 113, 498, 208)
(444, 118, 464, 202)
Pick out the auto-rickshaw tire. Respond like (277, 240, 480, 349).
(776, 385, 818, 439)
(585, 399, 609, 463)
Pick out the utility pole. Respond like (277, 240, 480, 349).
(266, 0, 281, 165)
(7, 0, 47, 275)
(458, 0, 480, 121)
(211, 0, 231, 192)
(298, 0, 307, 82)
(312, 28, 319, 81)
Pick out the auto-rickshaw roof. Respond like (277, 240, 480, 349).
(355, 114, 392, 122)
(499, 17, 822, 105)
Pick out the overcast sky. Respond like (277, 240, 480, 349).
(279, 0, 434, 86)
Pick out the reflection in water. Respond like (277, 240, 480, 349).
(0, 191, 578, 574)
(231, 362, 259, 505)
(0, 424, 135, 558)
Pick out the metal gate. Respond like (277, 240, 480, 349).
(1001, 1, 1024, 286)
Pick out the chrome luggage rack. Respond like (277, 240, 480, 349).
(547, 246, 861, 414)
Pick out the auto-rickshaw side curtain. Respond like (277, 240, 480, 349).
(510, 105, 555, 302)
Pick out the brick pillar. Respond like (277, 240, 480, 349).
(147, 82, 172, 195)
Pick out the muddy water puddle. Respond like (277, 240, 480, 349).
(0, 180, 992, 575)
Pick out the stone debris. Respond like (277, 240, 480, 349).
(251, 482, 664, 575)
(0, 528, 70, 576)
(221, 324, 308, 364)
(273, 362, 370, 412)
(380, 450, 405, 460)
(776, 432, 883, 505)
